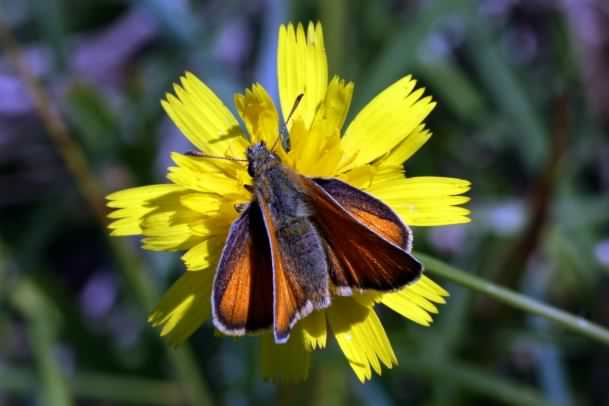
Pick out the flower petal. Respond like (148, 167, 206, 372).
(340, 76, 436, 171)
(369, 174, 471, 226)
(381, 293, 433, 326)
(106, 184, 186, 208)
(376, 125, 432, 167)
(380, 276, 448, 325)
(278, 22, 328, 129)
(107, 184, 206, 251)
(167, 153, 250, 201)
(107, 207, 155, 236)
(301, 310, 327, 350)
(179, 193, 224, 216)
(140, 210, 201, 251)
(260, 326, 310, 383)
(380, 282, 443, 327)
(181, 237, 225, 271)
(406, 275, 449, 304)
(161, 72, 248, 156)
(289, 76, 353, 177)
(234, 83, 279, 146)
(312, 76, 354, 134)
(328, 297, 397, 382)
(148, 270, 214, 346)
(337, 165, 376, 190)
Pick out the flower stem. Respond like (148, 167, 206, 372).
(12, 278, 73, 406)
(398, 356, 550, 406)
(416, 252, 609, 346)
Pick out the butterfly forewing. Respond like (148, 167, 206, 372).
(300, 177, 422, 295)
(313, 178, 412, 250)
(212, 202, 274, 335)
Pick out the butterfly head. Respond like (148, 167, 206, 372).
(246, 141, 281, 178)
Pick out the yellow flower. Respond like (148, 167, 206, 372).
(107, 21, 470, 382)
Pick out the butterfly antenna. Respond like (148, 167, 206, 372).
(271, 93, 304, 153)
(184, 151, 247, 163)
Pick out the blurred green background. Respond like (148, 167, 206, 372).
(1, 0, 609, 405)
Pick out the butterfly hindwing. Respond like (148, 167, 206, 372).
(302, 177, 423, 295)
(212, 202, 273, 335)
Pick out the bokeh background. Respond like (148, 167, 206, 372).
(1, 0, 609, 405)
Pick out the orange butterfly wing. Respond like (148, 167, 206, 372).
(302, 177, 422, 295)
(212, 202, 273, 335)
(313, 178, 412, 250)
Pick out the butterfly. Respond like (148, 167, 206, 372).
(210, 97, 423, 344)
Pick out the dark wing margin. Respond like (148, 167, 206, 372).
(212, 202, 273, 335)
(303, 177, 422, 295)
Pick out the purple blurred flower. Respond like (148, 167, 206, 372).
(427, 225, 468, 254)
(214, 19, 251, 67)
(80, 271, 118, 320)
(594, 240, 609, 267)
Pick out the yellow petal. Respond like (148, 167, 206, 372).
(380, 284, 441, 327)
(301, 310, 327, 350)
(179, 193, 224, 215)
(161, 72, 247, 156)
(107, 185, 192, 239)
(107, 207, 155, 236)
(107, 206, 153, 220)
(328, 297, 397, 382)
(398, 207, 471, 226)
(381, 295, 432, 326)
(405, 290, 439, 314)
(381, 275, 449, 325)
(169, 152, 249, 182)
(376, 125, 432, 167)
(148, 270, 215, 346)
(316, 76, 354, 133)
(132, 191, 206, 251)
(234, 83, 279, 146)
(167, 153, 249, 200)
(418, 275, 450, 298)
(352, 291, 379, 308)
(289, 121, 340, 176)
(369, 174, 471, 226)
(372, 175, 471, 198)
(141, 215, 200, 251)
(289, 76, 353, 177)
(340, 76, 436, 171)
(337, 165, 376, 190)
(278, 22, 328, 129)
(309, 131, 344, 178)
(260, 326, 310, 383)
(281, 117, 307, 168)
(404, 275, 449, 304)
(181, 237, 225, 271)
(106, 184, 186, 208)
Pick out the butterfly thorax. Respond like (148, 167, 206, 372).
(246, 141, 311, 223)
